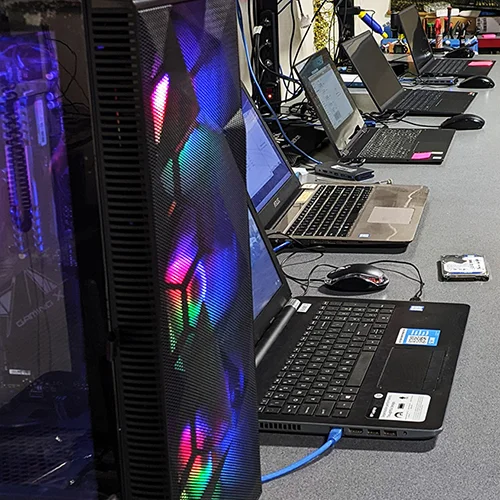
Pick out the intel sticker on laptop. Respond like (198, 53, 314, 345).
(396, 328, 441, 346)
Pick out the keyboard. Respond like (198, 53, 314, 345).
(426, 58, 469, 75)
(396, 89, 444, 112)
(288, 185, 372, 238)
(360, 128, 421, 160)
(259, 300, 394, 418)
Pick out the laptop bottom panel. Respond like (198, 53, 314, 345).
(256, 297, 470, 439)
(346, 128, 455, 164)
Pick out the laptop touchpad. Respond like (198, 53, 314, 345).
(368, 207, 414, 224)
(378, 348, 445, 392)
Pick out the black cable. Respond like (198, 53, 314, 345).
(302, 263, 338, 296)
(255, 33, 301, 84)
(292, 0, 330, 76)
(367, 259, 425, 301)
(398, 118, 441, 129)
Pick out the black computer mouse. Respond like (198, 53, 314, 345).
(440, 113, 485, 130)
(458, 75, 495, 89)
(444, 47, 475, 59)
(324, 264, 389, 293)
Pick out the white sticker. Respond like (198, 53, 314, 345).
(298, 303, 312, 313)
(380, 393, 431, 422)
(302, 184, 317, 190)
(443, 255, 486, 275)
(409, 305, 425, 312)
(9, 369, 31, 376)
(359, 233, 370, 238)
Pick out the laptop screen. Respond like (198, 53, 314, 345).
(297, 48, 365, 154)
(242, 90, 293, 212)
(248, 209, 283, 319)
(342, 31, 402, 111)
(399, 5, 433, 75)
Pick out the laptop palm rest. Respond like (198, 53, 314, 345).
(377, 348, 446, 392)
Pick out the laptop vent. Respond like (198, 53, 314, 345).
(259, 422, 302, 432)
(89, 9, 168, 499)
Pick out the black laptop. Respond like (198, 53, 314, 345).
(242, 87, 429, 247)
(296, 49, 455, 164)
(399, 5, 495, 77)
(342, 31, 476, 116)
(248, 204, 470, 439)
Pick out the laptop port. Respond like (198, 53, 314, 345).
(367, 429, 380, 436)
(348, 428, 363, 434)
(383, 430, 397, 437)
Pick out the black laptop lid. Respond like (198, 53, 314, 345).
(342, 31, 403, 111)
(399, 5, 433, 75)
(242, 88, 300, 228)
(296, 48, 365, 156)
(248, 204, 291, 345)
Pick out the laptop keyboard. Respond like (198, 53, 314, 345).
(360, 128, 421, 159)
(288, 185, 372, 238)
(396, 89, 444, 111)
(259, 300, 394, 419)
(426, 58, 469, 74)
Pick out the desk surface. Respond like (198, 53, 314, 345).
(260, 57, 500, 500)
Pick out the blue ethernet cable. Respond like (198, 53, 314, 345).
(236, 0, 321, 165)
(261, 427, 343, 484)
(273, 241, 292, 253)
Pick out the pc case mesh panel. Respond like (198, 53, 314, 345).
(90, 1, 261, 499)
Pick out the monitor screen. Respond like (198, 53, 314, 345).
(297, 48, 365, 154)
(248, 209, 282, 319)
(242, 90, 292, 212)
(343, 31, 402, 111)
(399, 5, 433, 75)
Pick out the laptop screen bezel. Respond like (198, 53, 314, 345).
(342, 31, 404, 112)
(399, 5, 434, 75)
(296, 48, 365, 157)
(248, 200, 292, 347)
(242, 86, 301, 230)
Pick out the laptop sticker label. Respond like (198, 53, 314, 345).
(396, 328, 441, 346)
(379, 393, 431, 422)
(359, 233, 370, 238)
(468, 60, 494, 67)
(298, 303, 312, 313)
(411, 152, 432, 160)
(409, 305, 425, 312)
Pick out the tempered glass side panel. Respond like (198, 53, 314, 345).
(0, 3, 107, 499)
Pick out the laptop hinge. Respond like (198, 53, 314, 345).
(384, 87, 407, 111)
(346, 127, 369, 156)
(255, 299, 300, 367)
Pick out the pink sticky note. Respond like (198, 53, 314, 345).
(468, 60, 494, 67)
(412, 152, 432, 160)
(482, 34, 497, 39)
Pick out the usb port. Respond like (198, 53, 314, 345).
(383, 430, 397, 437)
(348, 428, 363, 434)
(367, 429, 380, 436)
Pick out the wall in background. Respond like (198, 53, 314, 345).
(239, 0, 390, 91)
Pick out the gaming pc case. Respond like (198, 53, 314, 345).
(0, 0, 261, 498)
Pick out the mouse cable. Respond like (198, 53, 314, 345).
(367, 259, 425, 301)
(261, 427, 343, 484)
